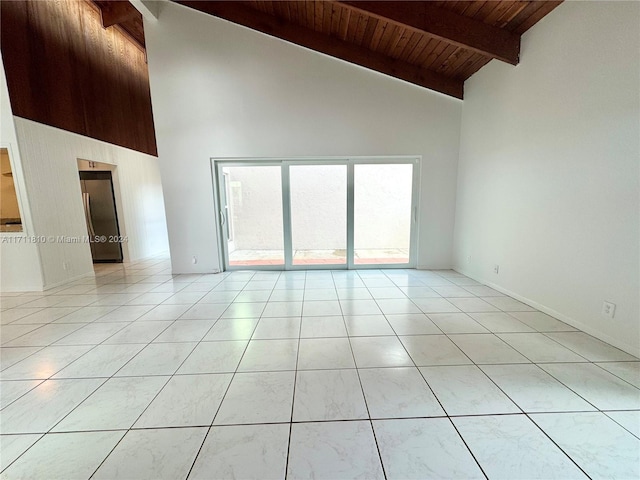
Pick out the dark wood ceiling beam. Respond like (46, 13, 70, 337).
(337, 1, 521, 65)
(177, 1, 463, 99)
(99, 1, 139, 28)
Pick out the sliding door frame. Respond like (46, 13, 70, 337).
(212, 156, 421, 272)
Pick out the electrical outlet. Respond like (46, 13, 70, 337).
(467, 255, 472, 263)
(493, 264, 499, 274)
(602, 301, 616, 319)
(192, 256, 198, 265)
(62, 261, 68, 271)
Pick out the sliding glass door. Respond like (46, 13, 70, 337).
(353, 163, 414, 265)
(215, 158, 419, 270)
(289, 164, 347, 266)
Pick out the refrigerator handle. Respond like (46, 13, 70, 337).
(83, 192, 97, 237)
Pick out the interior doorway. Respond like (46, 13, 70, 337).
(214, 157, 420, 271)
(79, 170, 123, 263)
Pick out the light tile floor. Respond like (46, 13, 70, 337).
(1, 257, 639, 479)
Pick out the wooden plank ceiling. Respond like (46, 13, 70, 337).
(176, 0, 562, 99)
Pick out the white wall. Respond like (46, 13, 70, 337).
(453, 1, 640, 356)
(145, 2, 462, 273)
(13, 119, 170, 289)
(0, 52, 43, 292)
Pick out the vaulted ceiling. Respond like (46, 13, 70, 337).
(175, 1, 563, 99)
(92, 1, 562, 99)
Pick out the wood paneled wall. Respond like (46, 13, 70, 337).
(1, 0, 157, 156)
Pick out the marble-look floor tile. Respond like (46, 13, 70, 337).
(136, 303, 191, 321)
(252, 317, 301, 339)
(93, 305, 154, 322)
(297, 338, 355, 370)
(115, 342, 197, 376)
(214, 371, 295, 425)
(0, 308, 43, 324)
(462, 285, 505, 297)
(449, 334, 530, 364)
(531, 412, 640, 480)
(299, 316, 347, 338)
(93, 427, 206, 480)
(413, 298, 461, 314)
(373, 418, 484, 480)
(0, 434, 42, 470)
(508, 311, 576, 332)
(189, 424, 289, 479)
(181, 303, 230, 320)
(287, 421, 384, 480)
(447, 297, 501, 313)
(237, 339, 298, 372)
(367, 287, 407, 299)
(10, 307, 81, 324)
(52, 376, 168, 432)
(384, 314, 441, 335)
(480, 364, 596, 413)
(540, 363, 640, 410)
(498, 333, 589, 362)
(1, 378, 104, 433)
(202, 318, 258, 340)
(420, 365, 520, 416)
(177, 341, 247, 374)
(399, 286, 441, 298)
(198, 291, 239, 304)
(545, 332, 638, 361)
(400, 335, 472, 366)
(163, 291, 208, 304)
(339, 300, 383, 316)
(454, 415, 587, 479)
(0, 325, 46, 344)
(261, 301, 303, 318)
(54, 322, 130, 346)
(482, 296, 536, 311)
(221, 302, 267, 319)
(344, 315, 394, 336)
(350, 336, 413, 368)
(595, 361, 640, 388)
(134, 373, 232, 427)
(0, 345, 93, 380)
(604, 411, 640, 438)
(468, 312, 535, 333)
(336, 288, 372, 300)
(230, 290, 272, 303)
(427, 313, 489, 334)
(0, 380, 42, 407)
(359, 367, 445, 418)
(293, 369, 367, 421)
(268, 289, 304, 302)
(127, 292, 175, 305)
(1, 431, 125, 480)
(152, 319, 215, 342)
(53, 305, 118, 323)
(375, 299, 422, 315)
(302, 300, 342, 317)
(103, 321, 173, 344)
(54, 344, 146, 378)
(0, 346, 40, 370)
(432, 286, 475, 298)
(3, 324, 84, 347)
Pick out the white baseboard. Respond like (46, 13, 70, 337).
(43, 271, 96, 291)
(417, 264, 453, 271)
(453, 265, 640, 359)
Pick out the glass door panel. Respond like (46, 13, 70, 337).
(220, 165, 284, 267)
(354, 163, 413, 265)
(289, 164, 347, 266)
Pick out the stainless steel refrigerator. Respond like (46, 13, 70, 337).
(79, 171, 123, 263)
